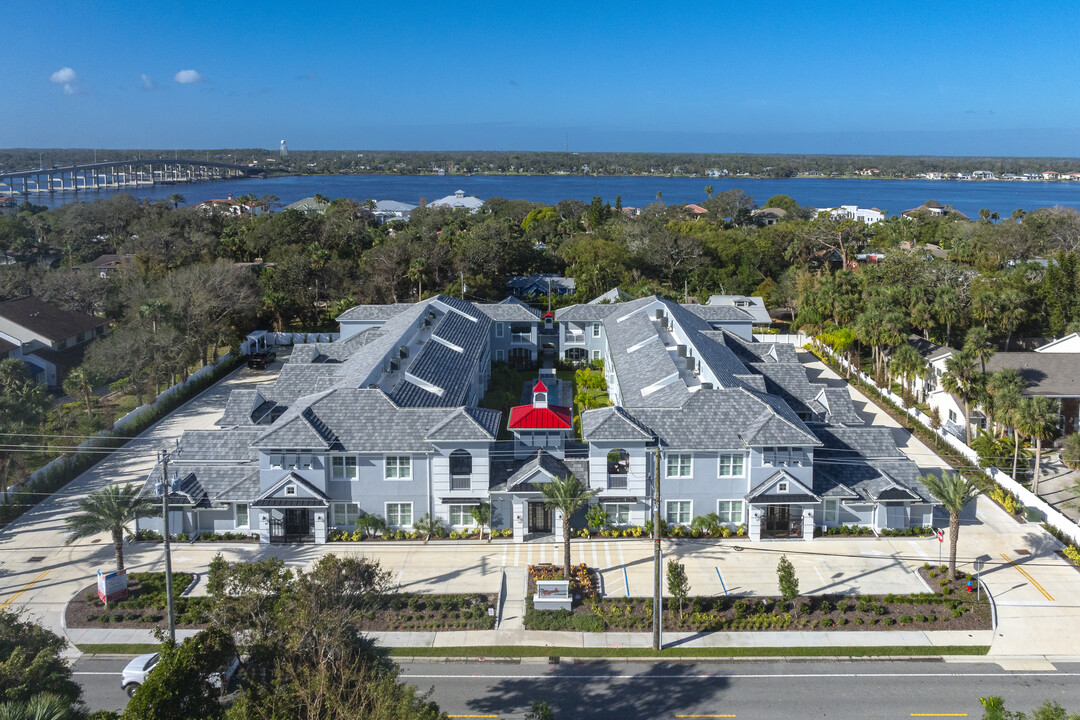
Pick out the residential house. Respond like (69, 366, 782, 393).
(195, 194, 263, 216)
(705, 295, 771, 328)
(588, 288, 632, 305)
(972, 170, 996, 180)
(135, 294, 934, 544)
(0, 296, 110, 385)
(901, 201, 970, 221)
(751, 208, 786, 226)
(428, 190, 484, 212)
(818, 205, 885, 225)
(73, 253, 132, 278)
(373, 200, 417, 223)
(508, 273, 576, 298)
(285, 197, 329, 214)
(985, 351, 1080, 435)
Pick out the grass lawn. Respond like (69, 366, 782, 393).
(76, 643, 161, 655)
(389, 645, 990, 659)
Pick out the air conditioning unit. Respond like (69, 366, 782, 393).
(390, 357, 400, 371)
(422, 317, 432, 328)
(701, 382, 713, 390)
(685, 357, 696, 371)
(677, 345, 687, 357)
(399, 346, 409, 359)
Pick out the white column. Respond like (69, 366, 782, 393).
(749, 508, 761, 542)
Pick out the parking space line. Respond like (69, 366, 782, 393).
(527, 544, 533, 566)
(909, 540, 930, 560)
(513, 544, 520, 567)
(715, 567, 728, 595)
(591, 543, 598, 569)
(616, 541, 625, 567)
(501, 544, 507, 568)
(623, 566, 630, 597)
(1001, 553, 1054, 601)
(604, 542, 612, 570)
(814, 566, 826, 586)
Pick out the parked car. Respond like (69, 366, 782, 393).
(120, 651, 240, 697)
(246, 350, 277, 369)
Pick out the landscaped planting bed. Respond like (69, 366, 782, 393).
(360, 593, 496, 631)
(65, 572, 212, 629)
(524, 563, 991, 633)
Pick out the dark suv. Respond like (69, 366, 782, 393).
(247, 351, 277, 369)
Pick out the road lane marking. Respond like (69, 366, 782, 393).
(1001, 553, 1054, 601)
(402, 671, 1080, 680)
(616, 541, 625, 567)
(623, 566, 630, 597)
(0, 570, 49, 610)
(501, 544, 507, 568)
(814, 566, 825, 585)
(715, 567, 728, 595)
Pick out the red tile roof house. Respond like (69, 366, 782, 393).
(0, 297, 110, 386)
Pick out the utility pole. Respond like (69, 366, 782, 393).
(547, 278, 552, 315)
(460, 271, 465, 299)
(652, 444, 663, 651)
(157, 450, 177, 643)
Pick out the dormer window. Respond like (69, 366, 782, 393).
(778, 481, 789, 493)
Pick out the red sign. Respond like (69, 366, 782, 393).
(936, 528, 944, 543)
(97, 569, 128, 604)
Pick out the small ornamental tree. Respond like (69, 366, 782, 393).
(666, 560, 690, 619)
(471, 502, 493, 542)
(777, 555, 800, 614)
(526, 700, 556, 720)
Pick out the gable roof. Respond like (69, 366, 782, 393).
(984, 352, 1080, 396)
(747, 470, 820, 504)
(425, 406, 501, 442)
(252, 472, 332, 508)
(580, 406, 656, 441)
(0, 296, 107, 341)
(501, 450, 576, 492)
(474, 296, 542, 321)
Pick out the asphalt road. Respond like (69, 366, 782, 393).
(74, 657, 1080, 718)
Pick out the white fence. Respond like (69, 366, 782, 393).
(823, 346, 1080, 546)
(239, 331, 339, 355)
(754, 332, 808, 345)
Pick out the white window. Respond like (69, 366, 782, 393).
(605, 503, 630, 525)
(385, 456, 411, 480)
(495, 323, 504, 338)
(284, 484, 297, 496)
(332, 502, 359, 527)
(449, 505, 476, 526)
(948, 409, 957, 422)
(235, 503, 249, 528)
(718, 454, 744, 477)
(665, 500, 691, 525)
(778, 481, 789, 493)
(386, 502, 413, 527)
(592, 323, 601, 338)
(496, 349, 505, 361)
(824, 499, 838, 523)
(592, 349, 601, 360)
(716, 500, 743, 524)
(331, 456, 358, 480)
(666, 454, 692, 478)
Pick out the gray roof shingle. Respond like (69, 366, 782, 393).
(984, 352, 1080, 396)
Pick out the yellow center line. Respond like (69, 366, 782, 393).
(0, 570, 49, 611)
(1001, 553, 1055, 601)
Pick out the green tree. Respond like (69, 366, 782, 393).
(921, 472, 982, 580)
(0, 692, 82, 720)
(166, 193, 186, 209)
(64, 483, 157, 573)
(0, 609, 82, 707)
(666, 560, 690, 619)
(62, 367, 97, 417)
(776, 555, 799, 614)
(764, 194, 800, 214)
(470, 502, 493, 542)
(122, 628, 237, 720)
(890, 344, 927, 406)
(704, 185, 714, 199)
(1015, 396, 1059, 495)
(0, 359, 49, 502)
(942, 350, 981, 445)
(540, 475, 599, 580)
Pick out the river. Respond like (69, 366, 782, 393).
(18, 174, 1080, 218)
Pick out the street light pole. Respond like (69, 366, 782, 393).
(652, 445, 663, 651)
(158, 451, 177, 643)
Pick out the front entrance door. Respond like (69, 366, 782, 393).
(764, 505, 800, 538)
(284, 509, 311, 538)
(528, 502, 553, 534)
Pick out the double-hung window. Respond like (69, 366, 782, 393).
(718, 454, 744, 477)
(605, 503, 630, 525)
(449, 505, 476, 527)
(385, 456, 411, 480)
(665, 500, 691, 525)
(823, 499, 839, 523)
(386, 502, 412, 527)
(235, 503, 249, 528)
(332, 456, 358, 481)
(332, 502, 359, 527)
(666, 454, 692, 478)
(716, 500, 743, 524)
(495, 323, 505, 338)
(592, 323, 601, 338)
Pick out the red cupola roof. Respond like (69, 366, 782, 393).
(508, 404, 572, 430)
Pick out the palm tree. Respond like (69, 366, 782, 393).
(942, 351, 980, 445)
(704, 185, 714, 199)
(0, 692, 80, 720)
(985, 369, 1024, 437)
(1014, 396, 1059, 495)
(890, 344, 926, 406)
(61, 367, 96, 417)
(166, 193, 186, 209)
(138, 298, 170, 334)
(921, 472, 982, 580)
(540, 474, 599, 580)
(997, 288, 1028, 351)
(963, 327, 995, 374)
(655, 191, 662, 202)
(65, 483, 157, 573)
(933, 286, 960, 346)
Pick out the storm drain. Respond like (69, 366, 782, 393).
(26, 556, 45, 563)
(1015, 549, 1031, 556)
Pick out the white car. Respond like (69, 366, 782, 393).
(120, 652, 239, 698)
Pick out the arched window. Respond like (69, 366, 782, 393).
(606, 449, 629, 489)
(449, 449, 472, 490)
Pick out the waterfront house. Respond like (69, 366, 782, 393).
(428, 190, 484, 212)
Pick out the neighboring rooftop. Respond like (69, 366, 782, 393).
(0, 296, 107, 342)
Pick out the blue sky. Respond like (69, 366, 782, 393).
(3, 0, 1080, 155)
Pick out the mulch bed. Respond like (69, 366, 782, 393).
(65, 573, 211, 630)
(358, 593, 497, 632)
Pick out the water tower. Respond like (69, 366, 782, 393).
(279, 140, 288, 158)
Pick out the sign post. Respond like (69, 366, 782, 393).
(96, 569, 128, 605)
(533, 580, 571, 611)
(974, 557, 987, 601)
(936, 527, 944, 565)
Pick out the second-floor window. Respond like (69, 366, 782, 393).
(495, 323, 504, 338)
(511, 324, 531, 342)
(331, 456, 358, 480)
(666, 454, 692, 478)
(449, 450, 472, 490)
(385, 456, 411, 480)
(718, 454, 744, 477)
(592, 323, 601, 337)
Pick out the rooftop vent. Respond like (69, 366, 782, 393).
(701, 382, 713, 390)
(399, 346, 409, 359)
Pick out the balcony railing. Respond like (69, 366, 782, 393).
(607, 474, 628, 490)
(451, 475, 471, 491)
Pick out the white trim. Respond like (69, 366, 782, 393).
(718, 453, 745, 477)
(385, 501, 413, 528)
(384, 455, 412, 481)
(777, 481, 789, 493)
(665, 499, 692, 525)
(495, 322, 505, 338)
(234, 502, 249, 528)
(284, 484, 297, 496)
(448, 504, 477, 527)
(666, 453, 692, 478)
(823, 498, 839, 523)
(716, 499, 743, 524)
(604, 502, 631, 525)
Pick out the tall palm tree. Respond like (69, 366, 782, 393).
(62, 367, 96, 417)
(933, 286, 961, 347)
(942, 350, 980, 445)
(65, 483, 158, 573)
(0, 692, 79, 720)
(985, 369, 1024, 437)
(963, 326, 995, 374)
(540, 474, 599, 580)
(890, 344, 926, 406)
(138, 298, 170, 334)
(921, 472, 982, 580)
(1014, 396, 1059, 495)
(997, 288, 1028, 351)
(166, 192, 186, 209)
(704, 185, 714, 199)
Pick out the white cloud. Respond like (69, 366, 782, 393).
(174, 69, 205, 84)
(140, 73, 157, 90)
(49, 66, 77, 94)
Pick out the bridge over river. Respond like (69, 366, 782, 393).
(0, 159, 264, 195)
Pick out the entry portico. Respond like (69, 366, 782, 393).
(490, 449, 588, 543)
(746, 470, 819, 541)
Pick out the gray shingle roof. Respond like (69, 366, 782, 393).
(984, 352, 1080, 396)
(818, 388, 865, 426)
(475, 297, 542, 321)
(336, 303, 413, 322)
(813, 426, 905, 459)
(174, 428, 262, 461)
(685, 304, 756, 324)
(217, 389, 259, 427)
(490, 450, 588, 493)
(580, 406, 656, 441)
(0, 296, 108, 342)
(555, 303, 625, 322)
(425, 407, 501, 442)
